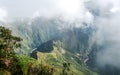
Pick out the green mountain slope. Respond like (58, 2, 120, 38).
(32, 46, 98, 75)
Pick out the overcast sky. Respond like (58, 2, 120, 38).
(0, 0, 92, 22)
(0, 0, 56, 18)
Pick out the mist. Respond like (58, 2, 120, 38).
(0, 0, 120, 69)
(0, 8, 7, 22)
(0, 0, 94, 27)
(88, 0, 120, 68)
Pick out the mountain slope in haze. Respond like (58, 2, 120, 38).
(2, 17, 110, 75)
(87, 43, 120, 75)
(36, 26, 93, 60)
(31, 26, 98, 75)
(4, 17, 63, 54)
(1, 11, 120, 75)
(2, 17, 99, 75)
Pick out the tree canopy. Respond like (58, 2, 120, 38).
(0, 26, 22, 67)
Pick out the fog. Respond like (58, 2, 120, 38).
(88, 0, 120, 68)
(0, 0, 120, 68)
(0, 0, 93, 25)
(0, 8, 7, 22)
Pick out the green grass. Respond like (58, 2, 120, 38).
(35, 46, 99, 75)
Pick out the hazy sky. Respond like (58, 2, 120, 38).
(0, 0, 55, 18)
(0, 0, 93, 23)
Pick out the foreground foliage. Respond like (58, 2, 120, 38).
(0, 26, 55, 75)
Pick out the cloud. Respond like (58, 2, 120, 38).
(32, 11, 40, 18)
(0, 8, 7, 22)
(31, 0, 94, 27)
(110, 7, 119, 13)
(0, 0, 94, 26)
(88, 0, 120, 68)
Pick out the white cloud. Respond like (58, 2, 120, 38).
(0, 8, 7, 22)
(31, 0, 93, 27)
(32, 11, 40, 18)
(88, 0, 120, 68)
(110, 7, 119, 13)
